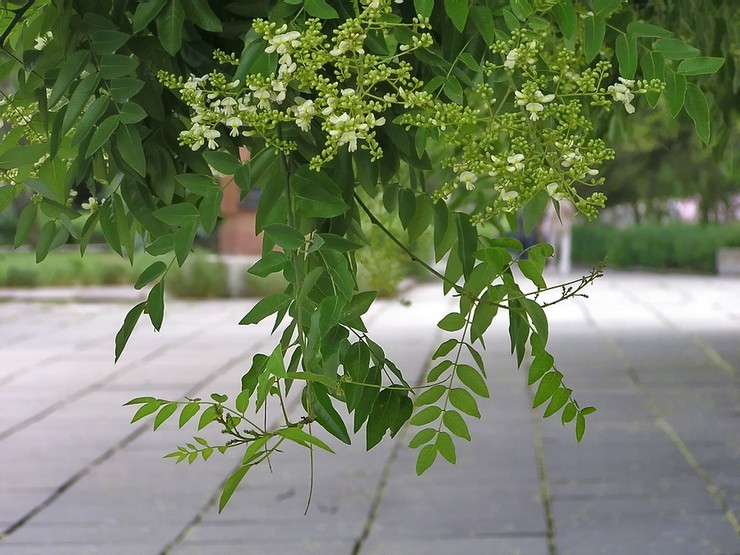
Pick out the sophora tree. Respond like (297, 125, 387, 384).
(0, 0, 722, 510)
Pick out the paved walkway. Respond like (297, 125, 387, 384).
(0, 271, 738, 555)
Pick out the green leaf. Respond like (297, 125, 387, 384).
(561, 402, 577, 424)
(615, 33, 637, 79)
(199, 191, 222, 235)
(153, 403, 177, 430)
(432, 339, 458, 360)
(131, 401, 162, 422)
(157, 0, 185, 55)
(115, 301, 147, 362)
(664, 70, 687, 118)
(575, 412, 586, 442)
(71, 96, 109, 146)
(264, 224, 305, 250)
(91, 30, 130, 54)
(409, 428, 436, 449)
(0, 144, 48, 170)
(133, 0, 168, 33)
(414, 0, 433, 18)
(49, 50, 90, 107)
(198, 405, 218, 429)
(438, 312, 466, 332)
(444, 0, 468, 32)
(442, 410, 471, 441)
(291, 167, 349, 218)
(181, 0, 222, 32)
(109, 78, 145, 103)
(521, 299, 548, 344)
(278, 427, 335, 453)
(85, 115, 119, 158)
(435, 432, 456, 464)
(134, 260, 167, 289)
(427, 360, 452, 383)
(677, 56, 725, 76)
(503, 9, 519, 32)
(457, 365, 489, 398)
(584, 15, 606, 63)
(626, 21, 672, 38)
(653, 38, 700, 60)
(147, 281, 165, 331)
(523, 190, 549, 235)
(366, 389, 400, 449)
(176, 174, 219, 196)
(543, 387, 572, 418)
(414, 384, 446, 407)
(203, 151, 242, 175)
(235, 390, 250, 414)
(528, 352, 554, 385)
(179, 402, 200, 427)
(62, 73, 100, 135)
(448, 388, 480, 418)
(510, 0, 533, 19)
(304, 0, 338, 18)
(153, 203, 199, 226)
(470, 5, 495, 45)
(532, 372, 562, 408)
(685, 83, 710, 145)
(553, 0, 577, 42)
(248, 251, 289, 278)
(409, 405, 442, 426)
(594, 0, 622, 16)
(239, 293, 292, 325)
(35, 221, 56, 263)
(116, 125, 146, 177)
(308, 386, 351, 444)
(416, 444, 437, 475)
(100, 54, 138, 79)
(219, 465, 250, 512)
(14, 202, 36, 248)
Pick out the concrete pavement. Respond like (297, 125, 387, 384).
(0, 270, 738, 554)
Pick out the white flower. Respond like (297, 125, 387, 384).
(459, 171, 477, 191)
(219, 97, 237, 116)
(253, 89, 271, 109)
(546, 182, 565, 201)
(561, 149, 582, 168)
(293, 98, 316, 131)
(34, 31, 53, 51)
(506, 153, 525, 172)
(534, 90, 555, 103)
(526, 102, 544, 121)
(225, 116, 242, 137)
(330, 112, 351, 125)
(515, 90, 527, 106)
(203, 129, 221, 149)
(81, 197, 98, 211)
(504, 48, 519, 69)
(265, 28, 301, 55)
(340, 131, 359, 151)
(500, 191, 519, 202)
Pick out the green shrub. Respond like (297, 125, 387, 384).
(572, 222, 740, 273)
(168, 254, 227, 298)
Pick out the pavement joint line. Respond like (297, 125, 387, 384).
(528, 386, 558, 555)
(577, 300, 740, 540)
(617, 283, 737, 377)
(0, 309, 237, 442)
(0, 342, 268, 542)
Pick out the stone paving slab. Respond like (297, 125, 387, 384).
(0, 271, 738, 554)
